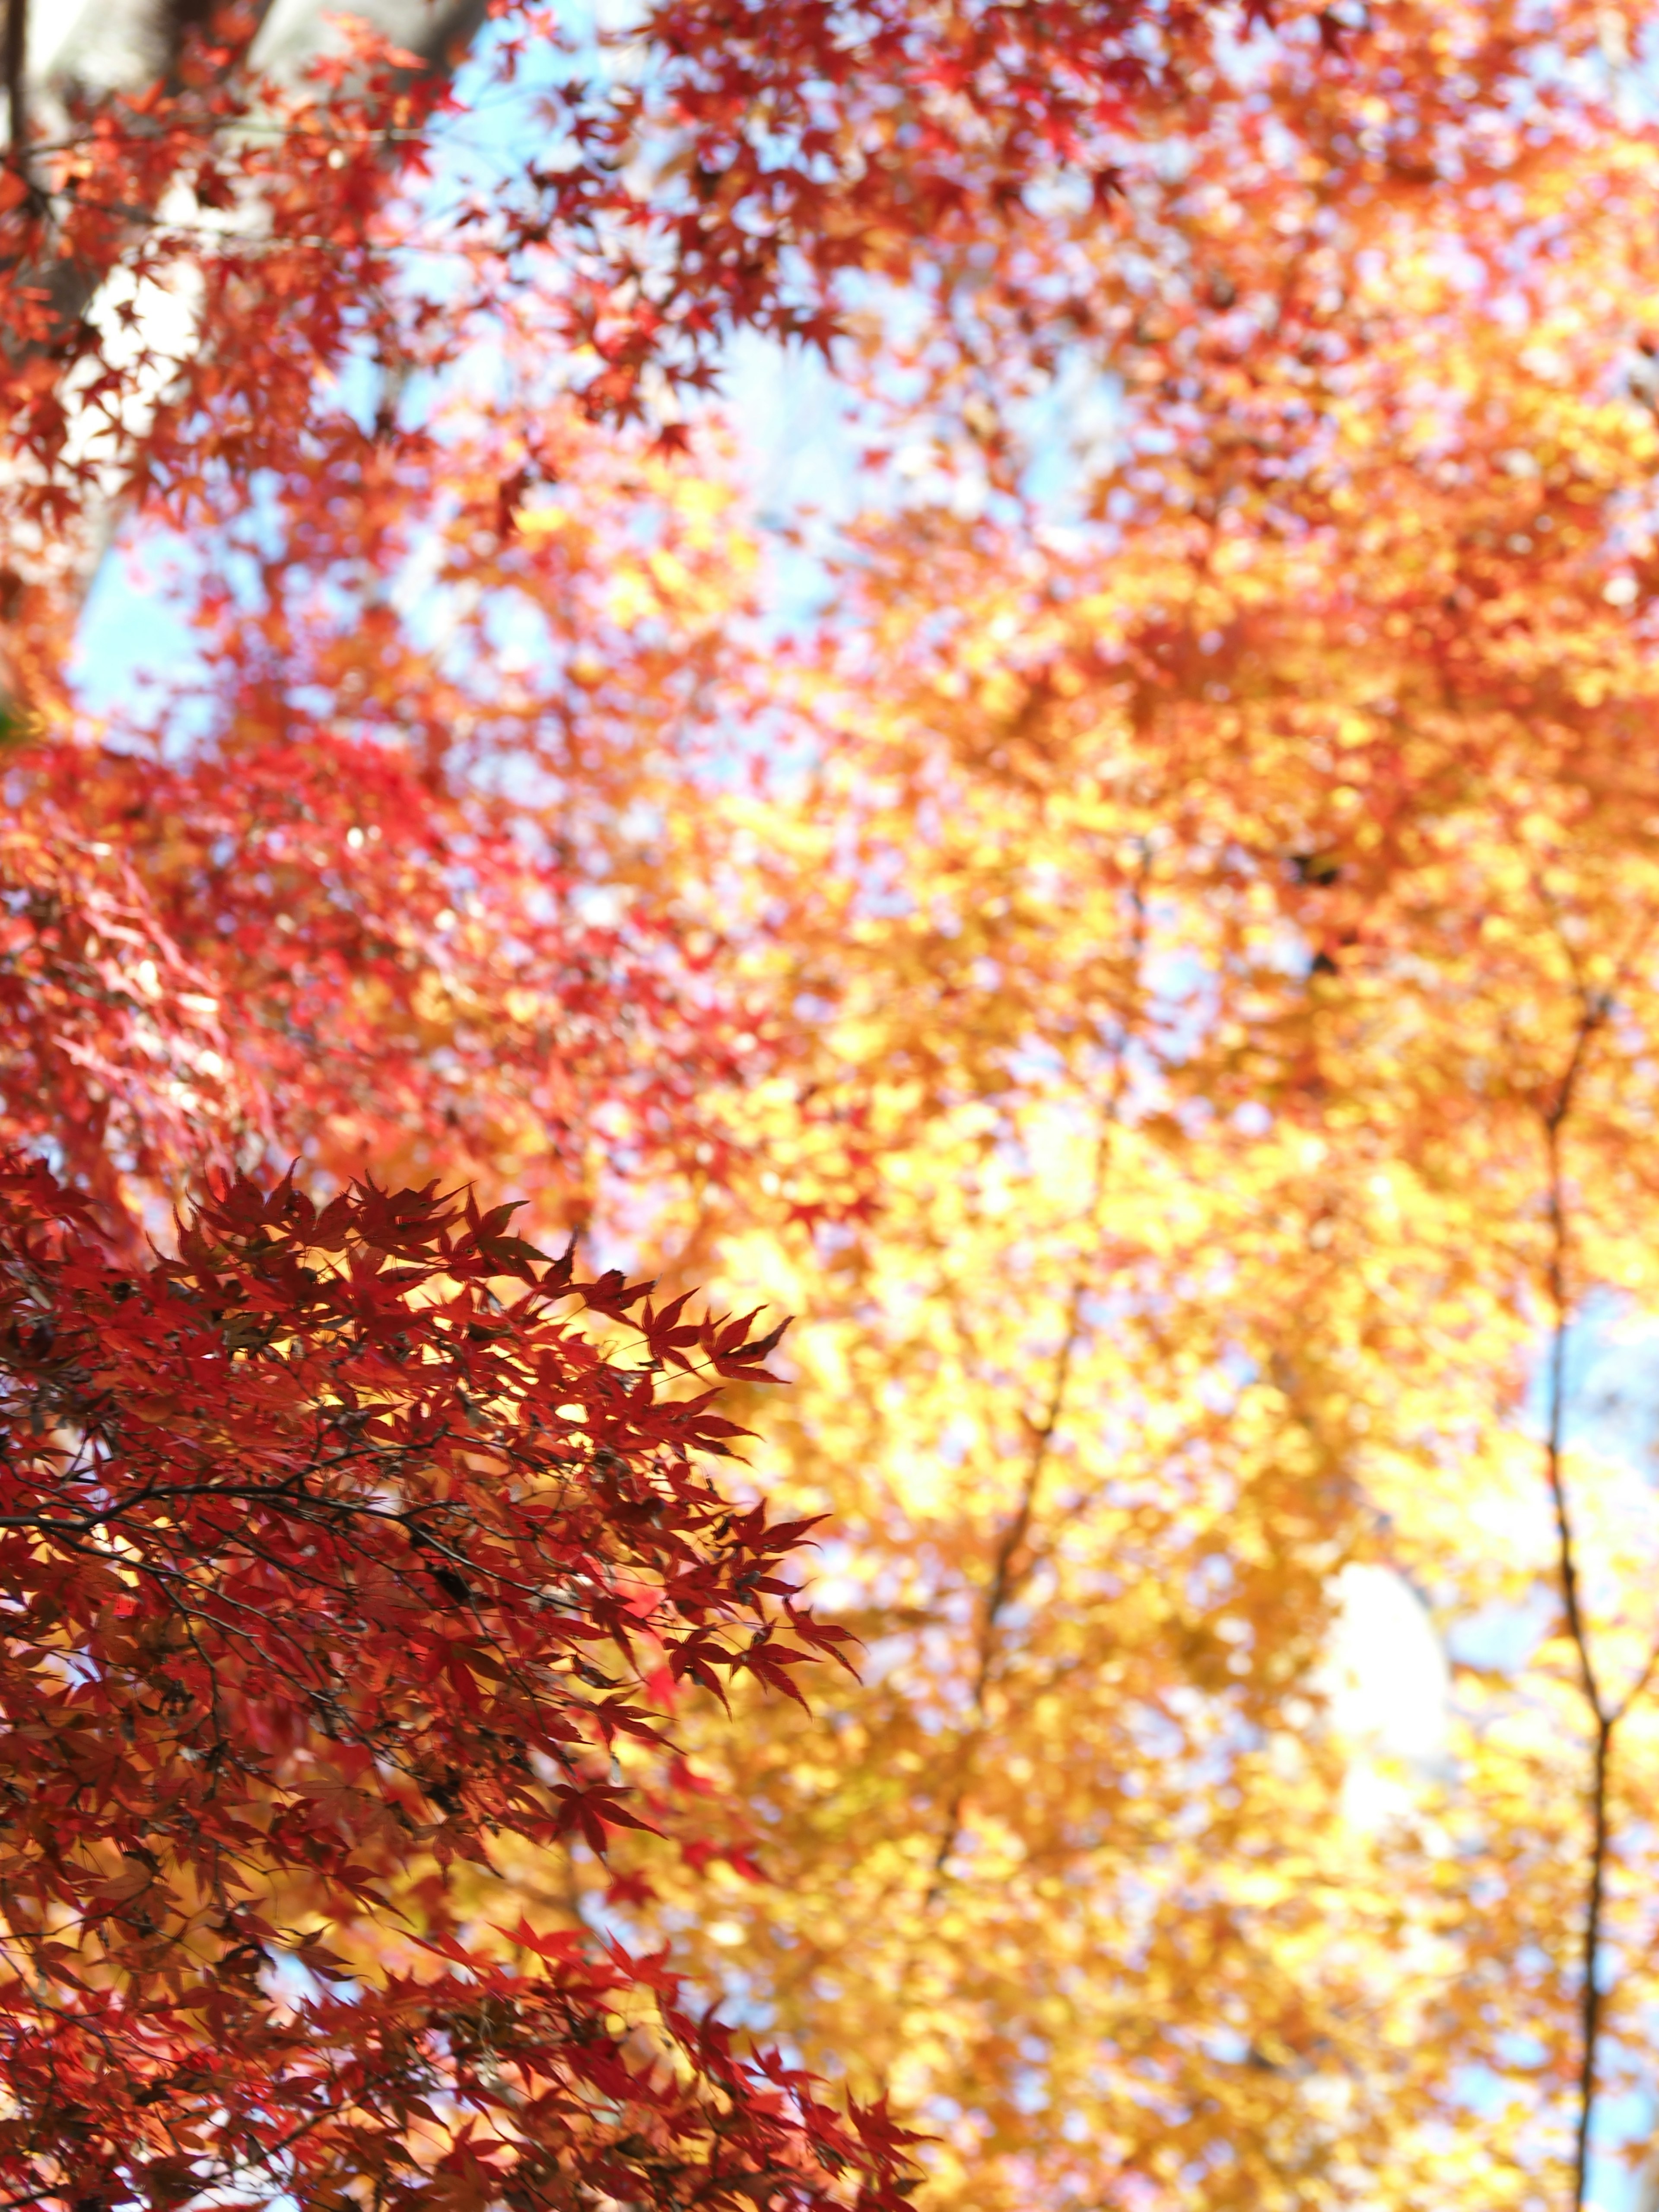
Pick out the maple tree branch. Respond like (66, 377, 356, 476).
(929, 849, 1150, 1894)
(1573, 1707, 1614, 2212)
(1545, 1181, 1602, 1730)
(1539, 928, 1659, 2212)
(1609, 1630, 1659, 1730)
(928, 1257, 1092, 1887)
(1541, 995, 1611, 2212)
(3, 0, 23, 163)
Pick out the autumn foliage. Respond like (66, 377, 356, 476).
(0, 1155, 909, 2208)
(12, 0, 1659, 2209)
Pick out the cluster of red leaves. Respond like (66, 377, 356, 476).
(2, 0, 1630, 586)
(0, 794, 250, 1217)
(0, 1157, 912, 2212)
(0, 0, 1359, 528)
(0, 8, 457, 533)
(495, 0, 1263, 418)
(0, 708, 757, 1225)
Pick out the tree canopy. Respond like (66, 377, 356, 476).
(6, 0, 1659, 2209)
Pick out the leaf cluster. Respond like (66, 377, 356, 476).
(0, 1157, 907, 2212)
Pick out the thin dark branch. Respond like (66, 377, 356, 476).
(3, 0, 25, 163)
(1609, 1629, 1659, 1730)
(928, 1258, 1090, 1895)
(1574, 1710, 1614, 2212)
(929, 851, 1150, 1895)
(1541, 994, 1610, 2212)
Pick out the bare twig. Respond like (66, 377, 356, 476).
(1541, 996, 1611, 2212)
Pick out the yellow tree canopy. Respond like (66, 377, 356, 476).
(525, 47, 1659, 2212)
